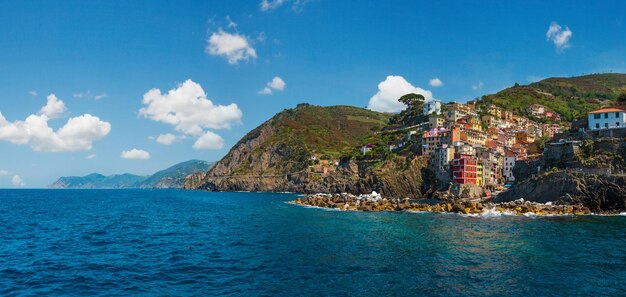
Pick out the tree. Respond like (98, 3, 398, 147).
(618, 92, 626, 103)
(398, 93, 425, 117)
(399, 93, 425, 106)
(388, 93, 426, 127)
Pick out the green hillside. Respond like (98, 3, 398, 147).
(481, 73, 626, 121)
(257, 103, 390, 158)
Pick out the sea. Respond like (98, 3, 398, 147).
(1, 189, 625, 296)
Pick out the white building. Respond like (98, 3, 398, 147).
(503, 156, 516, 183)
(423, 100, 442, 115)
(588, 108, 625, 130)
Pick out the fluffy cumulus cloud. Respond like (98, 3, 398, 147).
(139, 79, 241, 150)
(0, 95, 111, 152)
(120, 149, 150, 160)
(546, 22, 572, 51)
(429, 78, 443, 87)
(39, 94, 66, 118)
(156, 133, 179, 145)
(206, 29, 257, 64)
(258, 76, 286, 95)
(367, 76, 435, 113)
(192, 131, 224, 150)
(139, 79, 242, 135)
(11, 175, 24, 187)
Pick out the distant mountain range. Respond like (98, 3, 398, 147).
(49, 160, 214, 189)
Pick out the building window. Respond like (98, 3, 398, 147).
(596, 123, 600, 129)
(617, 122, 620, 127)
(605, 113, 609, 119)
(594, 114, 601, 119)
(605, 123, 609, 128)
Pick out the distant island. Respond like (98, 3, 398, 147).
(185, 73, 626, 214)
(50, 160, 214, 189)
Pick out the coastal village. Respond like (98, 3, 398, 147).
(296, 95, 626, 215)
(194, 74, 626, 215)
(308, 95, 626, 199)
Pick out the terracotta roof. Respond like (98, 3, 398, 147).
(588, 108, 625, 114)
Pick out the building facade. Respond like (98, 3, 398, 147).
(587, 108, 625, 130)
(452, 151, 478, 185)
(423, 100, 442, 115)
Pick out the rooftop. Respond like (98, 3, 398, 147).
(588, 108, 625, 114)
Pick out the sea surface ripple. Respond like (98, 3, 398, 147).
(1, 189, 625, 296)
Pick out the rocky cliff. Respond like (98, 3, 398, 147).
(188, 104, 435, 197)
(500, 137, 626, 212)
(495, 171, 626, 213)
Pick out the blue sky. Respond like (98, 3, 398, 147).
(0, 0, 625, 187)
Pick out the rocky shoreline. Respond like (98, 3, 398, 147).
(292, 193, 609, 216)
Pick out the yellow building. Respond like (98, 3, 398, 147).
(476, 163, 483, 186)
(469, 116, 482, 131)
(462, 130, 488, 147)
(482, 115, 501, 129)
(449, 103, 473, 114)
(487, 105, 503, 118)
(428, 116, 446, 129)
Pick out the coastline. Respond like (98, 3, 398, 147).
(291, 192, 626, 217)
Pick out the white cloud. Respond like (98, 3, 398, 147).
(206, 29, 257, 64)
(256, 32, 266, 43)
(39, 94, 66, 119)
(472, 81, 484, 91)
(86, 154, 96, 159)
(546, 22, 572, 51)
(0, 95, 111, 152)
(29, 91, 38, 96)
(139, 79, 242, 136)
(367, 75, 435, 113)
(11, 175, 24, 187)
(260, 0, 307, 12)
(0, 170, 9, 176)
(121, 149, 150, 160)
(94, 94, 107, 100)
(73, 91, 90, 99)
(429, 78, 443, 87)
(258, 76, 286, 95)
(260, 0, 286, 11)
(226, 16, 237, 29)
(258, 87, 273, 95)
(74, 91, 107, 100)
(156, 133, 178, 145)
(193, 131, 224, 150)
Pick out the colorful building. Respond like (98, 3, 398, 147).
(421, 128, 449, 155)
(452, 151, 478, 185)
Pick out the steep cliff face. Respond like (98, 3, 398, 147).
(495, 171, 626, 212)
(500, 137, 626, 212)
(190, 104, 434, 197)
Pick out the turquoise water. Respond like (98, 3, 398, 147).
(1, 189, 625, 296)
